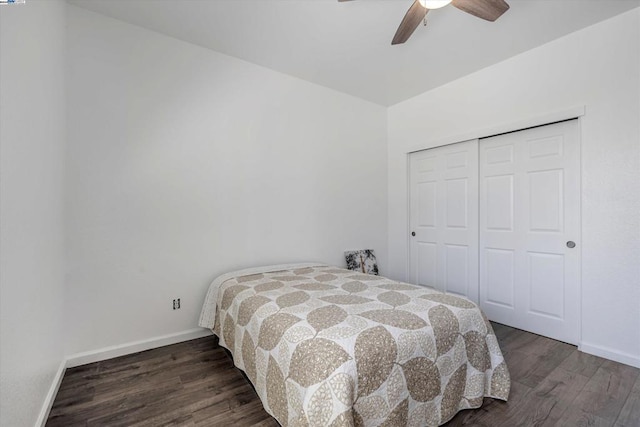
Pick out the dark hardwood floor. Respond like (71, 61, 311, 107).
(47, 323, 640, 426)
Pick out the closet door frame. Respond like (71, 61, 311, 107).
(405, 112, 583, 346)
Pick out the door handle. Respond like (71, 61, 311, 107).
(566, 241, 576, 248)
(411, 231, 416, 237)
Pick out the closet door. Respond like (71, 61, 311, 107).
(479, 120, 580, 344)
(409, 140, 479, 303)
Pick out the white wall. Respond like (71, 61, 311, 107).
(0, 1, 67, 426)
(65, 6, 388, 357)
(388, 8, 640, 367)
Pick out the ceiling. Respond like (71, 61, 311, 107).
(68, 0, 639, 106)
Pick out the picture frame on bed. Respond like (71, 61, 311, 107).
(344, 249, 379, 275)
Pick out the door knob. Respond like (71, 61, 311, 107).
(566, 241, 576, 248)
(411, 231, 416, 237)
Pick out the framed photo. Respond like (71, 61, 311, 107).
(344, 249, 379, 275)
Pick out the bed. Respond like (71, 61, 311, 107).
(199, 263, 510, 426)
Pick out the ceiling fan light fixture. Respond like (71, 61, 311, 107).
(418, 0, 452, 9)
(342, 0, 510, 46)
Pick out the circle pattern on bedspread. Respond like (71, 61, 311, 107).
(289, 338, 351, 388)
(428, 305, 460, 356)
(276, 291, 310, 308)
(307, 305, 348, 332)
(355, 326, 397, 397)
(258, 313, 301, 351)
(402, 357, 441, 402)
(377, 290, 411, 307)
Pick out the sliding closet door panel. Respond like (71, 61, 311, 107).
(409, 140, 479, 302)
(480, 120, 580, 344)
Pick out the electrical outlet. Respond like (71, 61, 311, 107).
(173, 298, 181, 310)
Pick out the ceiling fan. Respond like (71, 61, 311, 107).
(338, 0, 510, 45)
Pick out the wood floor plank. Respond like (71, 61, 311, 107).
(47, 325, 640, 427)
(489, 321, 513, 340)
(572, 359, 640, 423)
(203, 399, 273, 426)
(515, 366, 591, 426)
(614, 374, 640, 427)
(559, 347, 606, 378)
(513, 339, 575, 388)
(87, 381, 186, 426)
(195, 394, 267, 425)
(554, 406, 614, 427)
(498, 325, 540, 353)
(183, 380, 259, 424)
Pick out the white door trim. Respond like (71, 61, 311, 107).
(406, 106, 585, 155)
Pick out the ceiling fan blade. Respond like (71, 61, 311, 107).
(392, 0, 428, 45)
(451, 0, 509, 22)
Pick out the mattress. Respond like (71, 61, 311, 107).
(199, 263, 510, 426)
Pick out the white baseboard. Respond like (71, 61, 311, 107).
(65, 327, 213, 368)
(579, 342, 640, 369)
(35, 359, 66, 427)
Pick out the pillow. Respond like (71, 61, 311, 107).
(344, 249, 379, 275)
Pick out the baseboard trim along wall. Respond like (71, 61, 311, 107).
(35, 360, 67, 427)
(66, 327, 213, 368)
(580, 342, 640, 369)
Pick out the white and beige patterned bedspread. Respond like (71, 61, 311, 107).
(199, 264, 510, 426)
